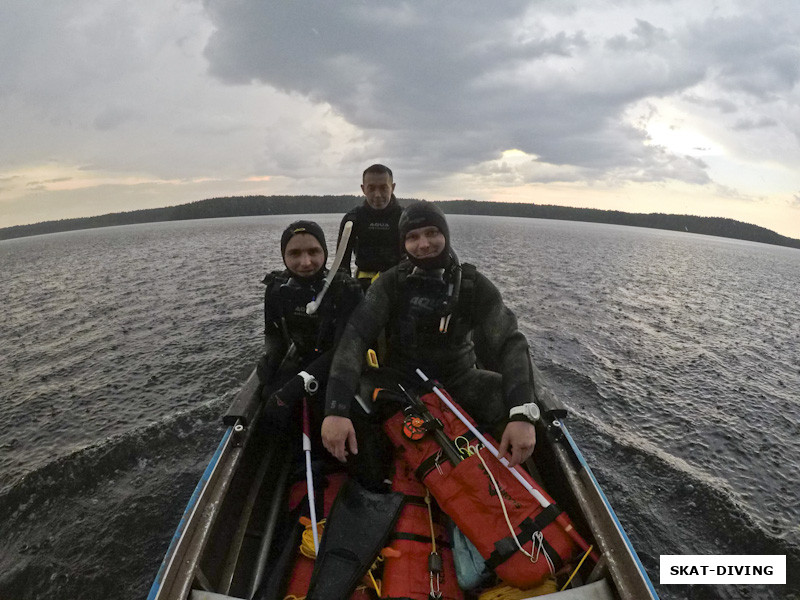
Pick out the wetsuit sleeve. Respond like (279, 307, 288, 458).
(332, 276, 364, 344)
(337, 210, 358, 276)
(264, 322, 285, 360)
(325, 271, 393, 417)
(261, 282, 288, 382)
(471, 272, 535, 411)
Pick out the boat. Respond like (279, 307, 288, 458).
(147, 365, 660, 600)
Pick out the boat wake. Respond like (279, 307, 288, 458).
(0, 394, 233, 600)
(537, 359, 800, 599)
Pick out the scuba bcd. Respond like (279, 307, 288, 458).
(404, 248, 463, 316)
(278, 271, 326, 307)
(264, 269, 333, 359)
(395, 251, 476, 346)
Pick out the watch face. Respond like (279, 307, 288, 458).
(523, 403, 540, 421)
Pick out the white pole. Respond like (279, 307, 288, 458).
(302, 397, 320, 554)
(306, 220, 353, 315)
(415, 368, 550, 508)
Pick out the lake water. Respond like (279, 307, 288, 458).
(1, 215, 798, 599)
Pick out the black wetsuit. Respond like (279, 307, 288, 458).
(325, 259, 536, 432)
(260, 269, 362, 438)
(338, 197, 403, 287)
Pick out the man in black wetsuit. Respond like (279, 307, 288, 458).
(322, 201, 539, 468)
(337, 164, 403, 291)
(258, 220, 362, 437)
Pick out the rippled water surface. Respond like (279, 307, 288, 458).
(1, 215, 798, 599)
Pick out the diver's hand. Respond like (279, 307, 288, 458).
(497, 421, 536, 467)
(321, 415, 358, 462)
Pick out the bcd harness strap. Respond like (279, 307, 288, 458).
(459, 262, 476, 311)
(396, 261, 477, 316)
(390, 531, 452, 549)
(389, 494, 452, 549)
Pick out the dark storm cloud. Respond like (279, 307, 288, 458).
(202, 1, 684, 180)
(606, 19, 670, 51)
(3, 1, 799, 235)
(200, 1, 800, 191)
(684, 10, 800, 99)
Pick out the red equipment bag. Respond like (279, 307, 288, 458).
(382, 388, 581, 589)
(381, 457, 463, 600)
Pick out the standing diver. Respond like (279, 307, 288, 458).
(337, 164, 404, 291)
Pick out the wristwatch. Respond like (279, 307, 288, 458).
(508, 402, 540, 424)
(297, 371, 319, 395)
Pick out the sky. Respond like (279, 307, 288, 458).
(2, 1, 800, 239)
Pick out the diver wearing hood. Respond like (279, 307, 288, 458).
(259, 220, 362, 436)
(337, 164, 404, 290)
(322, 201, 539, 469)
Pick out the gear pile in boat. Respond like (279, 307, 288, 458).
(254, 373, 593, 600)
(252, 205, 594, 598)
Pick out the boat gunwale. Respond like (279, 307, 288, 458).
(149, 364, 660, 600)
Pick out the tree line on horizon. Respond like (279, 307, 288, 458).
(2, 195, 799, 250)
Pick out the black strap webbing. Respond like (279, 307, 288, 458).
(402, 494, 428, 507)
(484, 504, 564, 572)
(389, 532, 451, 549)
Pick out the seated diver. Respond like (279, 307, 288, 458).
(322, 200, 539, 466)
(256, 221, 406, 600)
(258, 220, 362, 449)
(304, 201, 543, 599)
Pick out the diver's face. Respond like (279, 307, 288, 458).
(283, 234, 325, 278)
(404, 226, 445, 261)
(361, 172, 395, 210)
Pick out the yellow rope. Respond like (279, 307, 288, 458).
(424, 490, 437, 553)
(477, 577, 558, 599)
(367, 568, 381, 596)
(454, 435, 475, 458)
(559, 544, 594, 591)
(288, 518, 382, 600)
(365, 554, 385, 596)
(284, 584, 374, 600)
(298, 519, 326, 559)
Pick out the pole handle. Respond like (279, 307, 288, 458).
(307, 220, 353, 314)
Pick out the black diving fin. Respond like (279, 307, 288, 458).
(305, 478, 404, 600)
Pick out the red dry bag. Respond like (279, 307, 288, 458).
(381, 457, 463, 600)
(382, 388, 581, 589)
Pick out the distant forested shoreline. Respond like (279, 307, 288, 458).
(3, 195, 799, 249)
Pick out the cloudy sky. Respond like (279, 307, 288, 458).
(2, 1, 800, 238)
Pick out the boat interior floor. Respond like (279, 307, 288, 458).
(188, 577, 615, 600)
(190, 592, 245, 600)
(537, 578, 615, 599)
